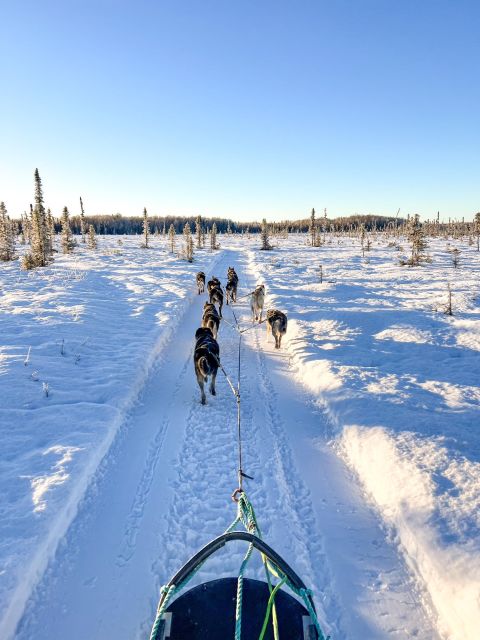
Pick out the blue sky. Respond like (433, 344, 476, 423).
(0, 0, 479, 221)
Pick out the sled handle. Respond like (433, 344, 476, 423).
(162, 531, 311, 600)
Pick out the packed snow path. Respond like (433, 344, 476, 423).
(15, 249, 437, 639)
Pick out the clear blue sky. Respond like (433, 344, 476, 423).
(1, 0, 479, 221)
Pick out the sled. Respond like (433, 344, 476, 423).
(150, 531, 323, 640)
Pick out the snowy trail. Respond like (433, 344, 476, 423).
(16, 248, 438, 639)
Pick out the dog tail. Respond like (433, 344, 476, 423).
(198, 355, 209, 381)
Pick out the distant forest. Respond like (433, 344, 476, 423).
(68, 213, 403, 235)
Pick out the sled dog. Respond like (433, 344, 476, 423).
(193, 327, 219, 404)
(207, 277, 222, 295)
(266, 309, 288, 349)
(196, 271, 205, 294)
(209, 285, 224, 317)
(251, 285, 265, 322)
(226, 268, 238, 305)
(202, 302, 220, 339)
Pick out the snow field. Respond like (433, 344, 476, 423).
(247, 233, 480, 639)
(0, 236, 221, 639)
(1, 232, 477, 640)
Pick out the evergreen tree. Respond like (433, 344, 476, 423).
(26, 169, 49, 267)
(475, 212, 480, 252)
(80, 197, 86, 243)
(142, 207, 150, 248)
(19, 214, 26, 244)
(47, 209, 55, 253)
(405, 214, 427, 266)
(309, 208, 317, 247)
(61, 206, 74, 253)
(195, 215, 202, 248)
(87, 224, 97, 249)
(260, 218, 272, 250)
(0, 202, 16, 261)
(23, 211, 31, 244)
(183, 222, 193, 261)
(210, 222, 218, 251)
(168, 223, 176, 253)
(45, 208, 54, 257)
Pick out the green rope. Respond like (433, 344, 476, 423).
(258, 576, 287, 640)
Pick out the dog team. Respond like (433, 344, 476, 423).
(193, 268, 287, 404)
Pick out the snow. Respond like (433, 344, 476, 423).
(0, 231, 478, 639)
(247, 233, 480, 640)
(0, 236, 221, 639)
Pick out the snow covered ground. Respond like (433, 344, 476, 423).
(0, 236, 221, 638)
(247, 233, 480, 640)
(0, 232, 478, 639)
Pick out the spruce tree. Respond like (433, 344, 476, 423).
(260, 218, 271, 250)
(405, 214, 427, 266)
(80, 197, 86, 243)
(47, 209, 55, 253)
(210, 222, 218, 251)
(195, 215, 202, 248)
(25, 169, 49, 267)
(475, 212, 480, 252)
(87, 224, 97, 249)
(168, 223, 175, 253)
(61, 206, 74, 253)
(0, 202, 16, 261)
(183, 222, 193, 262)
(142, 207, 149, 248)
(309, 208, 317, 247)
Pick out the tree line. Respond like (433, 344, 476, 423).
(67, 212, 402, 236)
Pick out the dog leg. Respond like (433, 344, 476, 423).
(210, 370, 217, 396)
(197, 376, 206, 404)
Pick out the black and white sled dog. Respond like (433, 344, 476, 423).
(225, 267, 238, 305)
(193, 327, 219, 404)
(266, 309, 287, 349)
(202, 302, 220, 339)
(196, 271, 205, 294)
(251, 284, 265, 322)
(208, 281, 223, 317)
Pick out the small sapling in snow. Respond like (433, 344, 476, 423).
(445, 283, 453, 316)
